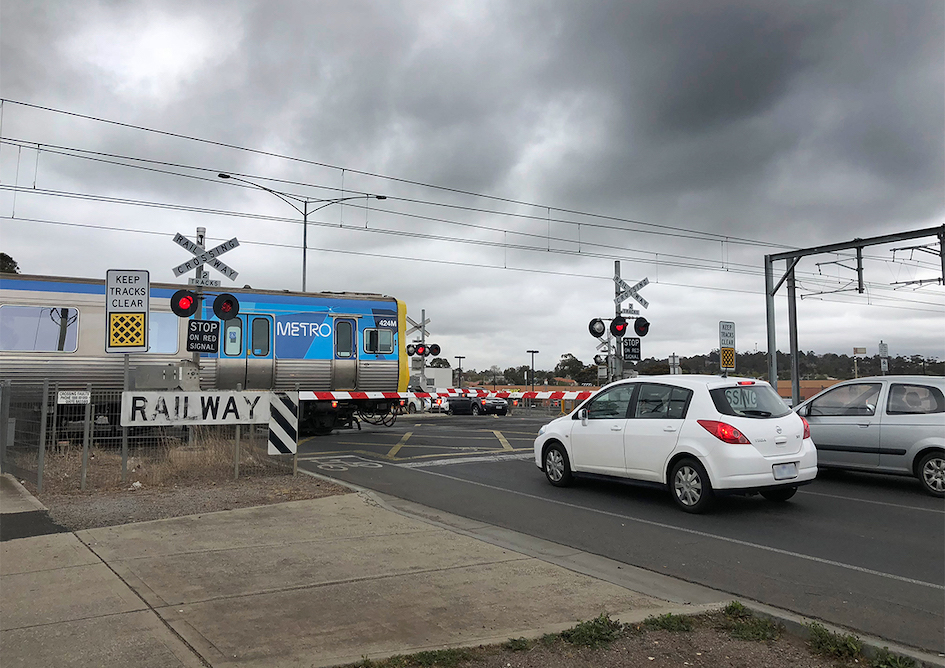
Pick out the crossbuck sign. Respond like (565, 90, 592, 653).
(172, 233, 240, 281)
(614, 276, 649, 309)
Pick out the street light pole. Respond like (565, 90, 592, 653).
(527, 349, 539, 395)
(454, 356, 465, 389)
(218, 173, 385, 291)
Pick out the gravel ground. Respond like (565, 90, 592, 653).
(33, 474, 869, 668)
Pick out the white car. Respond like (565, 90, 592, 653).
(533, 375, 818, 513)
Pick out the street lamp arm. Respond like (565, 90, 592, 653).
(218, 173, 306, 216)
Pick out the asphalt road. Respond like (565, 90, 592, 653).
(298, 411, 945, 654)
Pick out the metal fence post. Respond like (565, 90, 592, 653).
(122, 355, 129, 483)
(0, 380, 10, 472)
(81, 384, 92, 491)
(234, 383, 241, 480)
(37, 379, 49, 494)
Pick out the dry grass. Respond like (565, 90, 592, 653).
(18, 426, 291, 492)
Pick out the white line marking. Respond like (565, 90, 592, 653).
(409, 466, 943, 590)
(399, 453, 534, 468)
(801, 490, 944, 514)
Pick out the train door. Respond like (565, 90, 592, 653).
(218, 314, 275, 389)
(332, 317, 357, 390)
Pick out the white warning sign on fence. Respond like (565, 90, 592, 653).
(121, 391, 270, 426)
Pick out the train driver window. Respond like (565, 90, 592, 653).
(0, 305, 79, 352)
(223, 319, 242, 356)
(364, 328, 393, 354)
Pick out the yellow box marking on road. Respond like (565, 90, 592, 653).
(493, 430, 513, 451)
(386, 431, 413, 458)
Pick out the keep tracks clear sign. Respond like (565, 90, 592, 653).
(121, 391, 270, 426)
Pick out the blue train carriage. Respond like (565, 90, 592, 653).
(0, 273, 409, 434)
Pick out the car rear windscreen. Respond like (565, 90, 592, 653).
(709, 385, 791, 419)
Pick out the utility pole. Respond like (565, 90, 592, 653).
(614, 261, 623, 380)
(454, 356, 465, 388)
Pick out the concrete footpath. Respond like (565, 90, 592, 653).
(1, 472, 940, 668)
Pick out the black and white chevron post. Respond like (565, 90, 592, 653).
(268, 392, 299, 455)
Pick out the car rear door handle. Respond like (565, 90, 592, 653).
(663, 426, 677, 432)
(610, 425, 622, 431)
(857, 423, 871, 428)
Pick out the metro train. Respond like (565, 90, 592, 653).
(0, 273, 409, 433)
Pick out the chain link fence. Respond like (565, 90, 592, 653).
(0, 381, 295, 494)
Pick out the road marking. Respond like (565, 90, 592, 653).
(494, 430, 513, 451)
(387, 432, 413, 458)
(800, 490, 944, 514)
(409, 466, 944, 591)
(399, 452, 534, 468)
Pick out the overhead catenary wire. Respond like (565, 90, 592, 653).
(4, 182, 942, 300)
(4, 213, 943, 314)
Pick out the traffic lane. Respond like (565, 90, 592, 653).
(298, 417, 540, 461)
(298, 456, 944, 653)
(447, 458, 945, 587)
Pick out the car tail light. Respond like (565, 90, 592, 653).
(801, 416, 811, 440)
(331, 401, 338, 409)
(697, 419, 751, 444)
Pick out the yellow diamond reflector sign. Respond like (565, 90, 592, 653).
(105, 269, 149, 353)
(109, 313, 146, 347)
(720, 347, 736, 370)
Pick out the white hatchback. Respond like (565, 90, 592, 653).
(533, 375, 818, 513)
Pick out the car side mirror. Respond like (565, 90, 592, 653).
(579, 408, 588, 426)
(797, 404, 809, 416)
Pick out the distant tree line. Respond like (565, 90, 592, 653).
(453, 350, 944, 386)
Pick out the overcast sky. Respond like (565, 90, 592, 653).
(1, 0, 943, 374)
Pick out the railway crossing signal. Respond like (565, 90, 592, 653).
(588, 318, 606, 338)
(171, 289, 200, 317)
(634, 317, 650, 337)
(610, 316, 628, 337)
(212, 293, 240, 320)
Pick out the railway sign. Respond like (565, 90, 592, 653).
(406, 314, 431, 337)
(186, 319, 220, 353)
(171, 233, 240, 280)
(57, 391, 91, 405)
(105, 269, 149, 354)
(614, 276, 649, 309)
(719, 321, 736, 371)
(623, 337, 641, 362)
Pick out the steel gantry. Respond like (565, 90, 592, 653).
(764, 225, 944, 406)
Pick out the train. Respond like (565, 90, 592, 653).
(0, 273, 410, 434)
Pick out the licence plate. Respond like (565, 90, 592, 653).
(773, 463, 798, 480)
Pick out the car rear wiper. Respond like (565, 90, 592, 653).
(740, 410, 772, 417)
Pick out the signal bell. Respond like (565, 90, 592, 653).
(212, 293, 240, 320)
(610, 316, 628, 338)
(171, 289, 199, 318)
(634, 317, 650, 337)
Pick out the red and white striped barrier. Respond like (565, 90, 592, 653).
(298, 389, 595, 402)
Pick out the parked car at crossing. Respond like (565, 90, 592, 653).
(794, 376, 945, 497)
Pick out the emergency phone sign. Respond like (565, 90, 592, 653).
(106, 269, 149, 354)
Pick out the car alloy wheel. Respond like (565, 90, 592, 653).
(543, 443, 573, 487)
(918, 451, 945, 497)
(670, 458, 714, 513)
(471, 404, 480, 416)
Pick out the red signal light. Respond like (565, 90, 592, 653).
(212, 293, 240, 320)
(610, 316, 628, 337)
(170, 289, 199, 317)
